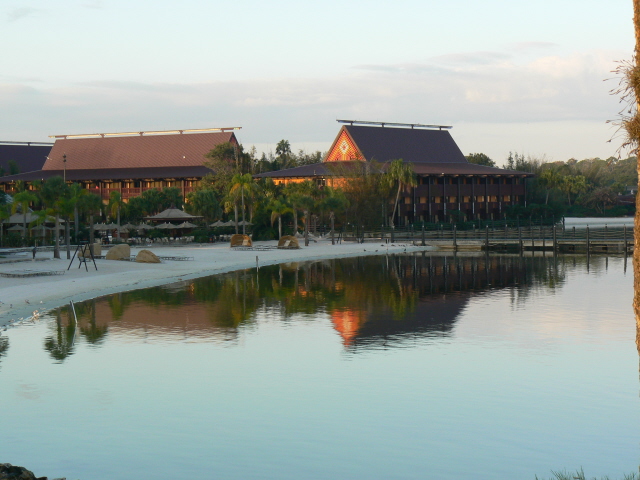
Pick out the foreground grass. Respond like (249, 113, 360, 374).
(535, 469, 638, 480)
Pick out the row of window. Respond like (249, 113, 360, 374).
(407, 195, 516, 204)
(418, 177, 524, 186)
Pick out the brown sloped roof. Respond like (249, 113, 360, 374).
(0, 143, 52, 173)
(344, 125, 468, 164)
(0, 165, 211, 182)
(43, 131, 236, 171)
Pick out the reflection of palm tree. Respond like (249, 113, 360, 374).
(43, 312, 76, 362)
(0, 335, 9, 366)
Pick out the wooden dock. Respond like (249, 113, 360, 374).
(400, 225, 634, 254)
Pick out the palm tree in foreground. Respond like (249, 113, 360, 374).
(230, 173, 254, 235)
(385, 159, 417, 228)
(269, 198, 292, 239)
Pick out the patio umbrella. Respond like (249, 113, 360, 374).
(121, 223, 137, 230)
(210, 220, 226, 227)
(144, 208, 202, 222)
(176, 221, 197, 229)
(136, 224, 153, 230)
(93, 223, 109, 231)
(105, 223, 119, 229)
(237, 220, 253, 226)
(222, 220, 235, 227)
(155, 222, 175, 230)
(7, 225, 26, 232)
(30, 227, 51, 236)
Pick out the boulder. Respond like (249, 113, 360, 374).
(135, 249, 161, 263)
(0, 463, 45, 480)
(105, 244, 130, 261)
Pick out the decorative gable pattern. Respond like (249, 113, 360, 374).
(325, 130, 361, 162)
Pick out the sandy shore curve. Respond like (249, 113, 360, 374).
(0, 240, 433, 327)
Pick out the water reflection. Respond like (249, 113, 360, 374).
(0, 334, 8, 369)
(43, 308, 77, 362)
(47, 253, 602, 357)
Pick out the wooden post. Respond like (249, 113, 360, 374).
(624, 225, 628, 254)
(518, 226, 523, 254)
(421, 222, 425, 246)
(553, 225, 557, 255)
(586, 225, 590, 255)
(485, 225, 489, 251)
(453, 225, 457, 251)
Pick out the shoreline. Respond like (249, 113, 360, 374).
(0, 240, 433, 327)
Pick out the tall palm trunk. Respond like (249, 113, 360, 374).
(391, 183, 402, 227)
(116, 208, 120, 241)
(65, 216, 71, 259)
(22, 210, 27, 246)
(89, 214, 94, 245)
(74, 206, 79, 243)
(293, 209, 298, 235)
(330, 212, 335, 245)
(304, 210, 309, 246)
(241, 189, 246, 235)
(234, 204, 239, 234)
(278, 216, 282, 239)
(54, 215, 60, 259)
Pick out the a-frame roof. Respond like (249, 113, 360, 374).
(327, 125, 467, 164)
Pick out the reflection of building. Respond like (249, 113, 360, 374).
(0, 128, 239, 202)
(328, 254, 540, 349)
(256, 121, 534, 222)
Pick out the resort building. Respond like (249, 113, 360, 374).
(0, 128, 240, 201)
(0, 141, 53, 177)
(255, 121, 534, 223)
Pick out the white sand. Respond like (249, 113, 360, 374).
(0, 240, 433, 327)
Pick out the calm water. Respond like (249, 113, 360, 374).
(0, 254, 637, 480)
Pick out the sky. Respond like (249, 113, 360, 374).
(1, 0, 635, 167)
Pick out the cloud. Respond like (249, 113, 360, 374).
(430, 51, 512, 66)
(511, 41, 559, 52)
(0, 49, 625, 160)
(6, 7, 37, 22)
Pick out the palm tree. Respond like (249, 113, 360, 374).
(385, 159, 417, 227)
(539, 168, 562, 204)
(12, 190, 38, 244)
(109, 191, 123, 242)
(80, 193, 103, 245)
(269, 198, 292, 239)
(298, 195, 315, 247)
(68, 183, 87, 242)
(41, 176, 68, 259)
(230, 173, 254, 235)
(322, 189, 348, 245)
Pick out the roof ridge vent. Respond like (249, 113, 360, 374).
(337, 119, 451, 130)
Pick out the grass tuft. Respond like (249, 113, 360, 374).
(535, 469, 638, 480)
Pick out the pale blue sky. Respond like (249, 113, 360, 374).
(1, 0, 634, 165)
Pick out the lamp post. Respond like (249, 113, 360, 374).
(63, 153, 67, 182)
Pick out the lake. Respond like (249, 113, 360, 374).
(0, 253, 637, 480)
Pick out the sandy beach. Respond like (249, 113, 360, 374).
(0, 240, 433, 327)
